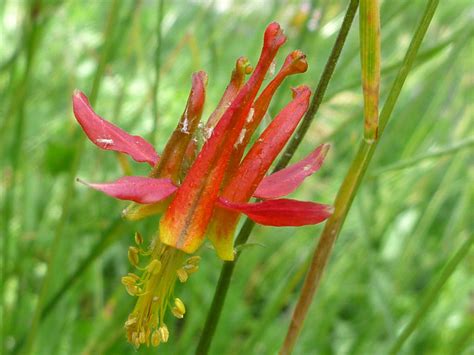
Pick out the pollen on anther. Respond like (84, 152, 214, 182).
(158, 325, 169, 343)
(176, 268, 188, 283)
(128, 246, 140, 266)
(151, 330, 160, 346)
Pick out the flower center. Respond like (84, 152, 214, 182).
(122, 233, 200, 348)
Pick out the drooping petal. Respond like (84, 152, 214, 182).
(253, 144, 330, 199)
(72, 91, 159, 166)
(78, 176, 177, 204)
(159, 22, 287, 254)
(217, 198, 333, 226)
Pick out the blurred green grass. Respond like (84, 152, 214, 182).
(1, 1, 473, 354)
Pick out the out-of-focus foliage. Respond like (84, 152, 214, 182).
(1, 0, 472, 354)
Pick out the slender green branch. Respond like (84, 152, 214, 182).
(195, 1, 360, 353)
(389, 234, 473, 354)
(20, 2, 121, 353)
(359, 0, 381, 141)
(280, 1, 440, 353)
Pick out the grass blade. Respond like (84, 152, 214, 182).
(359, 0, 381, 142)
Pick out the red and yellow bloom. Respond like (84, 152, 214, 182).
(73, 22, 332, 348)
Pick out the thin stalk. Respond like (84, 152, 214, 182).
(20, 2, 121, 354)
(280, 1, 439, 353)
(359, 0, 381, 141)
(151, 0, 165, 145)
(388, 234, 473, 354)
(195, 1, 360, 353)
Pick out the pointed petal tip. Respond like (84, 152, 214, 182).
(76, 177, 87, 186)
(321, 143, 331, 155)
(72, 90, 87, 105)
(252, 143, 330, 200)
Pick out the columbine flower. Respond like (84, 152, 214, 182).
(73, 22, 333, 348)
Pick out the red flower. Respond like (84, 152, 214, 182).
(73, 22, 332, 347)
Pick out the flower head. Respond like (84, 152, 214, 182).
(73, 22, 332, 348)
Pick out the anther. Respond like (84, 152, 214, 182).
(186, 256, 201, 265)
(127, 273, 140, 281)
(172, 298, 186, 318)
(172, 307, 184, 319)
(134, 232, 143, 245)
(121, 276, 136, 287)
(151, 330, 161, 346)
(184, 264, 199, 274)
(128, 246, 140, 266)
(174, 298, 186, 314)
(131, 332, 139, 347)
(147, 259, 162, 275)
(158, 325, 169, 343)
(124, 317, 137, 328)
(176, 268, 188, 283)
(139, 331, 146, 344)
(125, 285, 138, 296)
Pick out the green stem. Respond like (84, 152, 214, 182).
(359, 0, 381, 141)
(195, 1, 360, 353)
(388, 234, 473, 355)
(280, 1, 439, 353)
(20, 2, 121, 353)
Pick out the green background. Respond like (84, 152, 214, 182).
(1, 0, 472, 354)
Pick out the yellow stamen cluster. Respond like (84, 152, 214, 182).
(122, 233, 200, 348)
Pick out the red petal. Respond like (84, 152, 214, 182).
(159, 23, 287, 254)
(225, 50, 308, 179)
(221, 85, 311, 203)
(217, 198, 333, 226)
(151, 71, 207, 182)
(78, 176, 177, 204)
(253, 144, 329, 199)
(206, 57, 252, 129)
(72, 90, 159, 166)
